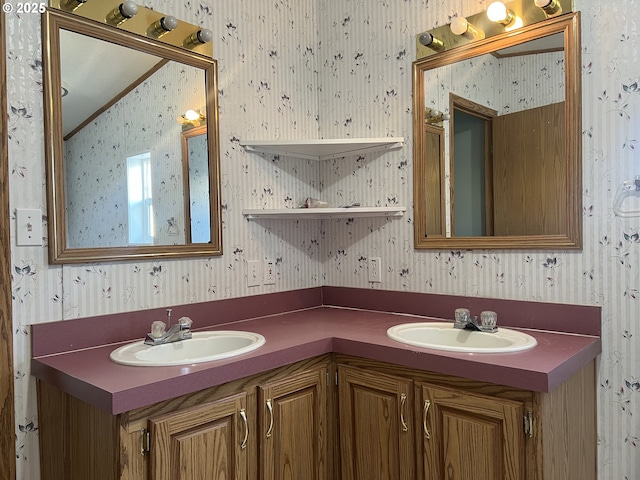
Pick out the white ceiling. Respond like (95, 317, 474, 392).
(60, 29, 162, 137)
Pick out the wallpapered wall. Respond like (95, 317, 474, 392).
(5, 0, 639, 478)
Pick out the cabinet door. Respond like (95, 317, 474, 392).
(148, 392, 249, 480)
(419, 383, 524, 480)
(338, 365, 415, 480)
(258, 367, 328, 480)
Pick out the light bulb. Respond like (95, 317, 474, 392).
(418, 32, 445, 52)
(160, 16, 178, 31)
(487, 2, 506, 22)
(535, 0, 562, 17)
(106, 1, 138, 26)
(450, 16, 470, 36)
(488, 2, 516, 27)
(184, 110, 200, 121)
(149, 15, 179, 38)
(450, 16, 485, 40)
(184, 29, 214, 48)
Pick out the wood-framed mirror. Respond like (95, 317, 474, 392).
(413, 12, 581, 250)
(42, 8, 222, 263)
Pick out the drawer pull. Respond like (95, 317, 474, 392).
(266, 399, 274, 438)
(423, 400, 431, 439)
(400, 393, 408, 432)
(240, 408, 248, 449)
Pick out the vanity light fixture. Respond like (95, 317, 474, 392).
(183, 29, 213, 49)
(418, 32, 445, 52)
(60, 0, 87, 12)
(179, 109, 206, 127)
(534, 0, 563, 17)
(450, 16, 485, 41)
(425, 108, 450, 124)
(148, 16, 179, 39)
(106, 1, 138, 26)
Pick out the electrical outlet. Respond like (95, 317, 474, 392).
(247, 260, 261, 287)
(368, 257, 382, 283)
(264, 259, 275, 285)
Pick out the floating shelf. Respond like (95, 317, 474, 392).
(240, 137, 405, 161)
(243, 206, 406, 220)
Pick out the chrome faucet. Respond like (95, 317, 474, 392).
(144, 309, 193, 346)
(454, 308, 498, 333)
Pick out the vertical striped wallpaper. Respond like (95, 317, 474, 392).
(5, 0, 640, 478)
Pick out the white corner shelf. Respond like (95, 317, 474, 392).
(240, 137, 404, 161)
(243, 206, 406, 220)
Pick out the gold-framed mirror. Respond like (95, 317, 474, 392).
(413, 12, 581, 250)
(42, 8, 222, 263)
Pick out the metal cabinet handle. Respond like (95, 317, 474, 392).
(266, 399, 274, 438)
(400, 393, 408, 432)
(240, 408, 248, 449)
(423, 400, 431, 439)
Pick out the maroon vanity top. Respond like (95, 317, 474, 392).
(32, 295, 601, 415)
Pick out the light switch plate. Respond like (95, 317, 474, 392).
(16, 208, 43, 246)
(247, 260, 261, 287)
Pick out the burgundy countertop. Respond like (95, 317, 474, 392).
(32, 305, 601, 414)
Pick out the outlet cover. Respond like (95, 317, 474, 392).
(264, 259, 275, 285)
(368, 257, 382, 283)
(247, 260, 261, 287)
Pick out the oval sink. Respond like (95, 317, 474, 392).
(387, 322, 537, 353)
(110, 330, 266, 366)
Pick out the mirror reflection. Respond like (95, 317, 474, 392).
(413, 14, 581, 249)
(43, 9, 222, 263)
(181, 125, 211, 244)
(62, 30, 207, 248)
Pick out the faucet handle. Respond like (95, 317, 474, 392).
(454, 308, 470, 327)
(177, 316, 193, 329)
(150, 320, 167, 338)
(480, 311, 498, 330)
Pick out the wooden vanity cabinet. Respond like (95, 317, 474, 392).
(334, 355, 596, 480)
(36, 355, 331, 480)
(37, 353, 595, 480)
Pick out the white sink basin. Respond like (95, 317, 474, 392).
(387, 322, 537, 353)
(110, 330, 266, 366)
